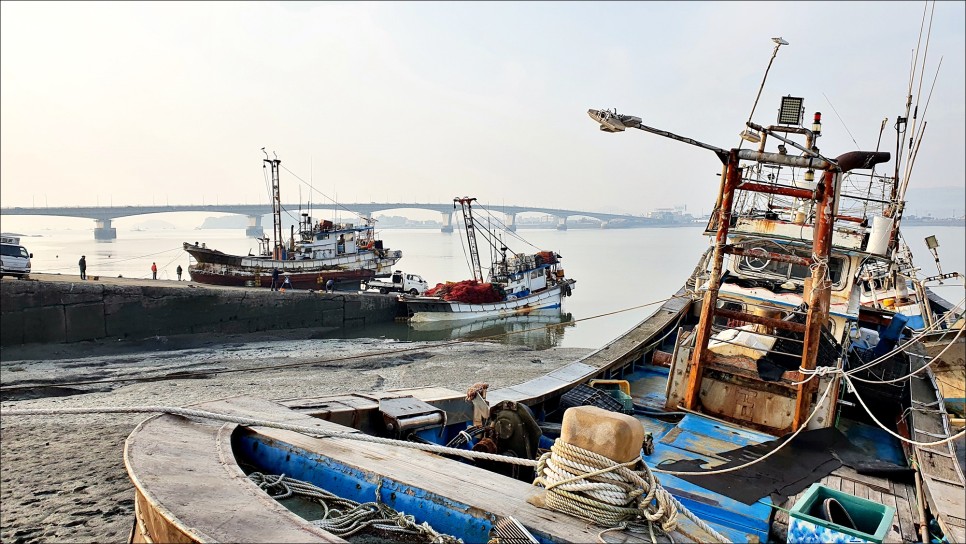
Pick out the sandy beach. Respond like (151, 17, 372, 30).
(0, 331, 591, 543)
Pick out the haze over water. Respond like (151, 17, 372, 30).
(2, 213, 963, 350)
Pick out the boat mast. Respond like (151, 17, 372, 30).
(455, 197, 483, 282)
(263, 150, 283, 260)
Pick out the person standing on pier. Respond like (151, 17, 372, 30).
(271, 267, 280, 291)
(78, 255, 87, 280)
(151, 262, 158, 279)
(176, 265, 183, 281)
(325, 278, 334, 293)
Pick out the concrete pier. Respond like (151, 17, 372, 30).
(94, 219, 117, 240)
(245, 215, 265, 238)
(0, 274, 398, 347)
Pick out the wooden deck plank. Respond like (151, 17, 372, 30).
(840, 476, 855, 497)
(891, 481, 918, 544)
(824, 474, 842, 491)
(907, 353, 966, 544)
(832, 465, 893, 494)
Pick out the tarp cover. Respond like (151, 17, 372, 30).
(655, 427, 909, 505)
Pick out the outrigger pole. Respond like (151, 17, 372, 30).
(263, 149, 284, 260)
(455, 197, 484, 282)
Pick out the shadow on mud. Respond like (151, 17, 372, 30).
(1, 386, 112, 402)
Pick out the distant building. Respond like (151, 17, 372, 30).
(646, 206, 698, 224)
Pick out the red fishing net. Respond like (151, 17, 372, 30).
(425, 280, 505, 303)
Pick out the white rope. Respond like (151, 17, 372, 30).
(533, 440, 728, 543)
(2, 404, 728, 543)
(248, 472, 461, 543)
(651, 376, 836, 477)
(793, 297, 965, 385)
(848, 324, 964, 385)
(0, 405, 538, 467)
(840, 373, 966, 448)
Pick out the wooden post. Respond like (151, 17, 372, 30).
(683, 150, 741, 410)
(792, 168, 838, 430)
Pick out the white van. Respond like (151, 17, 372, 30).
(0, 235, 33, 279)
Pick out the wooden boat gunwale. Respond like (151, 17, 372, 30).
(123, 281, 697, 543)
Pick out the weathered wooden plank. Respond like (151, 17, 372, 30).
(823, 474, 842, 491)
(833, 465, 892, 494)
(851, 480, 870, 500)
(125, 411, 343, 543)
(842, 477, 857, 498)
(891, 481, 918, 544)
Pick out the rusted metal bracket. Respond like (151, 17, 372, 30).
(713, 307, 806, 334)
(723, 245, 813, 267)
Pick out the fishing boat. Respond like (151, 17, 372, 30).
(402, 197, 576, 323)
(408, 309, 576, 349)
(123, 37, 964, 544)
(184, 153, 402, 290)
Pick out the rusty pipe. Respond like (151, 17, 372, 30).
(737, 182, 816, 200)
(724, 245, 812, 266)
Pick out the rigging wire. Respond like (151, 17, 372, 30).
(821, 92, 860, 149)
(0, 296, 682, 392)
(279, 164, 366, 222)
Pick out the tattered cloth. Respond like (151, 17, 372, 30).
(426, 280, 505, 303)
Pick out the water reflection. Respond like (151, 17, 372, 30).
(410, 310, 575, 349)
(321, 310, 575, 350)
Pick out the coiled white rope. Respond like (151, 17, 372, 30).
(2, 404, 727, 542)
(248, 472, 461, 543)
(533, 440, 728, 543)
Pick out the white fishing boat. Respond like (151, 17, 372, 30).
(403, 197, 575, 323)
(184, 152, 402, 289)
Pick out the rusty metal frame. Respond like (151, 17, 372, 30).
(724, 245, 813, 267)
(683, 150, 742, 409)
(713, 307, 807, 334)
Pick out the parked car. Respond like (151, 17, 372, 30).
(0, 235, 32, 279)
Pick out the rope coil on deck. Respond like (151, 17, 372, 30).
(248, 472, 462, 543)
(533, 439, 727, 543)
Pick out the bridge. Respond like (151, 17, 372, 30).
(0, 203, 655, 239)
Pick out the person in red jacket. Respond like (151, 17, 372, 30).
(151, 262, 158, 279)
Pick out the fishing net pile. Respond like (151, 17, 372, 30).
(536, 251, 558, 265)
(425, 280, 505, 303)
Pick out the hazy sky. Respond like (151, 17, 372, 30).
(1, 1, 963, 216)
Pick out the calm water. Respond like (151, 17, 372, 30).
(2, 214, 963, 349)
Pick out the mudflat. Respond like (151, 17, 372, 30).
(0, 332, 590, 543)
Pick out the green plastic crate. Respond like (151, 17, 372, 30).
(787, 483, 895, 544)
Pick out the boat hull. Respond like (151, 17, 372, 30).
(405, 280, 575, 323)
(184, 244, 401, 289)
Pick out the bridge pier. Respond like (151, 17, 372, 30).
(504, 213, 517, 232)
(556, 216, 568, 231)
(94, 218, 117, 240)
(245, 215, 264, 238)
(440, 211, 453, 233)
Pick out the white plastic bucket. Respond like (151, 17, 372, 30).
(866, 216, 893, 256)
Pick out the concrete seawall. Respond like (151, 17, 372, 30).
(0, 274, 398, 347)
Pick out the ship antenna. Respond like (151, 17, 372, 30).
(739, 37, 789, 147)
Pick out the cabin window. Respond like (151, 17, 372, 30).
(737, 243, 846, 288)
